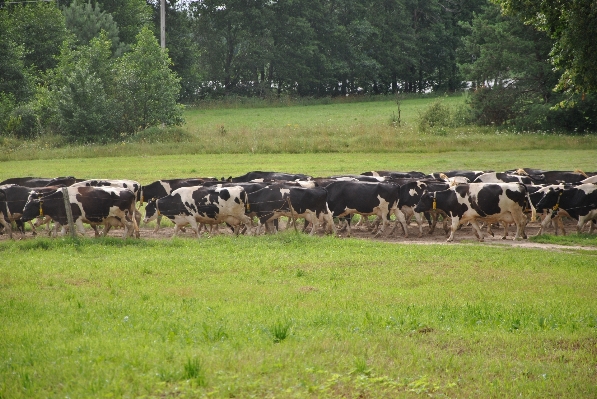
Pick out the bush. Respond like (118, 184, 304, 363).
(467, 86, 518, 126)
(417, 97, 471, 133)
(7, 103, 40, 139)
(0, 92, 16, 136)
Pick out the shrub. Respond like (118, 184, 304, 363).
(7, 103, 40, 139)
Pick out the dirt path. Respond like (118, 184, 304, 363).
(4, 218, 595, 253)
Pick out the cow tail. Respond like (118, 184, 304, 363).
(525, 186, 536, 222)
(130, 200, 139, 235)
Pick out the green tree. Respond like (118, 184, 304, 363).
(114, 27, 183, 132)
(63, 1, 126, 56)
(496, 0, 597, 95)
(7, 2, 69, 74)
(98, 0, 153, 45)
(0, 11, 32, 103)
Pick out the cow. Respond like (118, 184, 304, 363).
(20, 186, 139, 238)
(535, 183, 597, 234)
(473, 172, 534, 185)
(0, 176, 80, 187)
(71, 179, 142, 236)
(506, 168, 596, 184)
(581, 175, 597, 184)
(397, 180, 450, 237)
(230, 171, 312, 183)
(244, 184, 336, 235)
(428, 170, 487, 182)
(0, 184, 61, 237)
(362, 171, 427, 179)
(143, 185, 252, 237)
(138, 178, 218, 232)
(324, 181, 407, 237)
(0, 188, 12, 239)
(414, 183, 535, 242)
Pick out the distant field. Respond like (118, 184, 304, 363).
(1, 95, 596, 161)
(1, 236, 596, 398)
(2, 150, 597, 184)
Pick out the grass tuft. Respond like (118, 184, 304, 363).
(270, 320, 291, 343)
(183, 358, 207, 386)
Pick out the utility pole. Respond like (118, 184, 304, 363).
(160, 0, 165, 49)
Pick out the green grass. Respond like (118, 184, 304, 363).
(1, 235, 596, 397)
(2, 150, 597, 184)
(530, 233, 597, 247)
(1, 95, 596, 161)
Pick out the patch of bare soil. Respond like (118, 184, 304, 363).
(1, 218, 595, 252)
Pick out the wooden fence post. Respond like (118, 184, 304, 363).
(61, 187, 77, 239)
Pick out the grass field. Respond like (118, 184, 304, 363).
(1, 95, 597, 161)
(1, 236, 596, 398)
(1, 97, 597, 397)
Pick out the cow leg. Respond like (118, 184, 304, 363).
(447, 217, 461, 242)
(153, 214, 163, 233)
(391, 209, 409, 238)
(75, 219, 86, 236)
(0, 216, 12, 239)
(469, 220, 485, 242)
(413, 211, 424, 238)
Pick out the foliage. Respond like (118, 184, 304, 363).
(496, 0, 597, 95)
(114, 27, 184, 133)
(4, 2, 69, 74)
(62, 0, 127, 56)
(0, 13, 32, 103)
(6, 103, 40, 139)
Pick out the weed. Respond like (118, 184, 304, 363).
(183, 358, 207, 386)
(270, 320, 291, 343)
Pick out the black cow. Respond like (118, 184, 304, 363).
(0, 176, 79, 187)
(414, 183, 535, 242)
(21, 186, 139, 238)
(325, 181, 406, 237)
(506, 168, 597, 184)
(0, 184, 50, 236)
(0, 188, 11, 238)
(143, 185, 251, 237)
(230, 171, 312, 183)
(535, 183, 597, 234)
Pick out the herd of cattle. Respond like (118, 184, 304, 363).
(1, 168, 596, 242)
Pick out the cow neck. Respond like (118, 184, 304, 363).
(552, 190, 564, 213)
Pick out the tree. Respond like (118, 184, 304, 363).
(63, 1, 126, 56)
(97, 0, 152, 45)
(496, 0, 597, 95)
(459, 3, 556, 125)
(0, 11, 32, 103)
(114, 27, 183, 132)
(7, 2, 69, 74)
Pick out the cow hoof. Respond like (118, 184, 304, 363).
(501, 236, 507, 240)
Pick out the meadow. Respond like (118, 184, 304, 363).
(1, 95, 597, 397)
(1, 236, 596, 398)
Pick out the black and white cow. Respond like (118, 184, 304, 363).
(143, 185, 251, 237)
(325, 181, 407, 237)
(473, 172, 534, 185)
(138, 178, 218, 231)
(398, 180, 450, 237)
(535, 183, 597, 234)
(245, 184, 335, 235)
(429, 170, 487, 182)
(230, 171, 312, 183)
(414, 183, 535, 242)
(0, 184, 58, 237)
(362, 171, 427, 179)
(506, 169, 596, 184)
(20, 186, 139, 238)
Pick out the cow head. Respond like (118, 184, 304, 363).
(21, 197, 43, 223)
(535, 186, 564, 212)
(143, 198, 159, 223)
(414, 191, 434, 213)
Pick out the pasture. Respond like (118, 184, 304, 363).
(1, 96, 597, 397)
(1, 236, 596, 398)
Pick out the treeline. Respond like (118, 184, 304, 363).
(0, 0, 596, 142)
